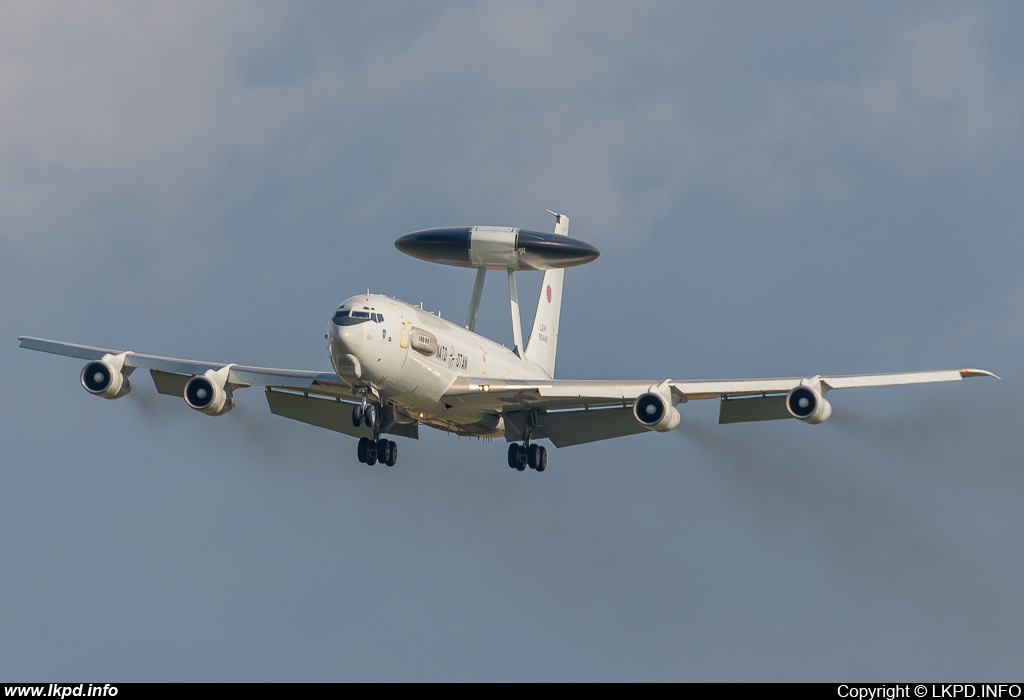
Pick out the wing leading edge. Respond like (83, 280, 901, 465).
(443, 368, 998, 444)
(18, 336, 350, 394)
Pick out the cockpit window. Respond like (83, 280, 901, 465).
(332, 308, 370, 326)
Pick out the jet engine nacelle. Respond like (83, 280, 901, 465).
(184, 372, 234, 416)
(786, 381, 833, 424)
(81, 359, 131, 399)
(633, 391, 681, 432)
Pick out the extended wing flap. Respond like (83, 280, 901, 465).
(540, 407, 649, 447)
(150, 369, 190, 397)
(265, 389, 418, 440)
(718, 395, 792, 424)
(266, 389, 373, 438)
(443, 377, 646, 412)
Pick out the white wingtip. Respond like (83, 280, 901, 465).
(960, 368, 1000, 379)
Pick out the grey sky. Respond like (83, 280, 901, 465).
(2, 1, 1022, 680)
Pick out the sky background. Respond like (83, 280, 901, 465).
(2, 1, 1022, 681)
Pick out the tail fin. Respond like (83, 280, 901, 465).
(523, 211, 569, 377)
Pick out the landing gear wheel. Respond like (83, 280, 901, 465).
(353, 404, 363, 428)
(363, 404, 378, 429)
(516, 446, 527, 472)
(507, 443, 520, 469)
(535, 446, 547, 472)
(527, 444, 543, 470)
(357, 437, 370, 463)
(385, 441, 398, 467)
(366, 445, 378, 466)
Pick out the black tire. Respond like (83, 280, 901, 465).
(364, 404, 378, 430)
(366, 446, 377, 466)
(536, 446, 548, 472)
(507, 443, 520, 469)
(385, 441, 398, 467)
(353, 404, 363, 428)
(527, 444, 542, 470)
(357, 436, 370, 463)
(376, 438, 389, 460)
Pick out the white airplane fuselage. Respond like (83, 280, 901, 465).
(328, 294, 547, 436)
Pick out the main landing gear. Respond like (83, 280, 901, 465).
(507, 442, 547, 472)
(352, 402, 398, 467)
(357, 436, 398, 467)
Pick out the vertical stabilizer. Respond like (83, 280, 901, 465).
(524, 211, 569, 377)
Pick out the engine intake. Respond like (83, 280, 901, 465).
(80, 360, 131, 399)
(184, 375, 233, 416)
(633, 392, 681, 432)
(786, 383, 832, 424)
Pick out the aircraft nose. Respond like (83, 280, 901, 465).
(341, 323, 364, 349)
(330, 321, 364, 350)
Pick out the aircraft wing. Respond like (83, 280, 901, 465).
(18, 336, 351, 395)
(444, 369, 996, 408)
(443, 368, 998, 446)
(22, 336, 997, 449)
(670, 368, 998, 399)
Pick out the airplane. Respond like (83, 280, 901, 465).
(19, 211, 998, 472)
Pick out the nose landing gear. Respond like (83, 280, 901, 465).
(352, 402, 377, 429)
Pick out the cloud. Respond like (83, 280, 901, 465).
(8, 4, 1020, 255)
(0, 1, 302, 241)
(823, 13, 1023, 169)
(748, 11, 1024, 192)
